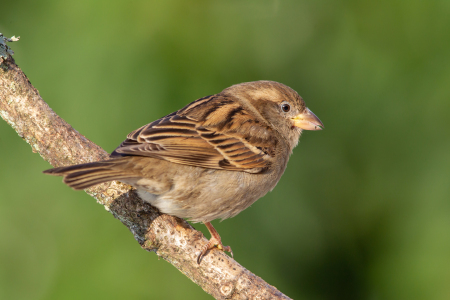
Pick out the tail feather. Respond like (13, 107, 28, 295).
(43, 158, 135, 190)
(64, 171, 129, 190)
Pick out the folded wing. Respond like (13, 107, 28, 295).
(112, 95, 278, 173)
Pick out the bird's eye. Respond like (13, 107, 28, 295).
(280, 102, 291, 113)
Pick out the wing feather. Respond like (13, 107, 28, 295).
(111, 95, 278, 172)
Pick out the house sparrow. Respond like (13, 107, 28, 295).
(43, 81, 323, 263)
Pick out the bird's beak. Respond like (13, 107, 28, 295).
(292, 108, 324, 130)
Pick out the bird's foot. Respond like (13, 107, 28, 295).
(197, 222, 233, 264)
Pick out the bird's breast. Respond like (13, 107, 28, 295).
(134, 163, 286, 223)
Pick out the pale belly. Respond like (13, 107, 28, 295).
(128, 166, 283, 223)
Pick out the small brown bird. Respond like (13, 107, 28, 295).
(44, 81, 323, 263)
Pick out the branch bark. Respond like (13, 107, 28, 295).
(0, 39, 291, 300)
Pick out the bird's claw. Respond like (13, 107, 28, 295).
(197, 237, 233, 264)
(222, 245, 233, 258)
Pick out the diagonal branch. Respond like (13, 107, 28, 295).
(0, 36, 291, 300)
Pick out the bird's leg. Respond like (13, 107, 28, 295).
(197, 221, 233, 264)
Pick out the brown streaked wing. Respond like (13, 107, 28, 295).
(112, 95, 277, 172)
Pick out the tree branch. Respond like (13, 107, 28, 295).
(0, 35, 291, 300)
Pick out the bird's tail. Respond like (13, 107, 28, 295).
(43, 158, 134, 190)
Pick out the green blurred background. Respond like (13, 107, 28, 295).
(1, 1, 450, 299)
